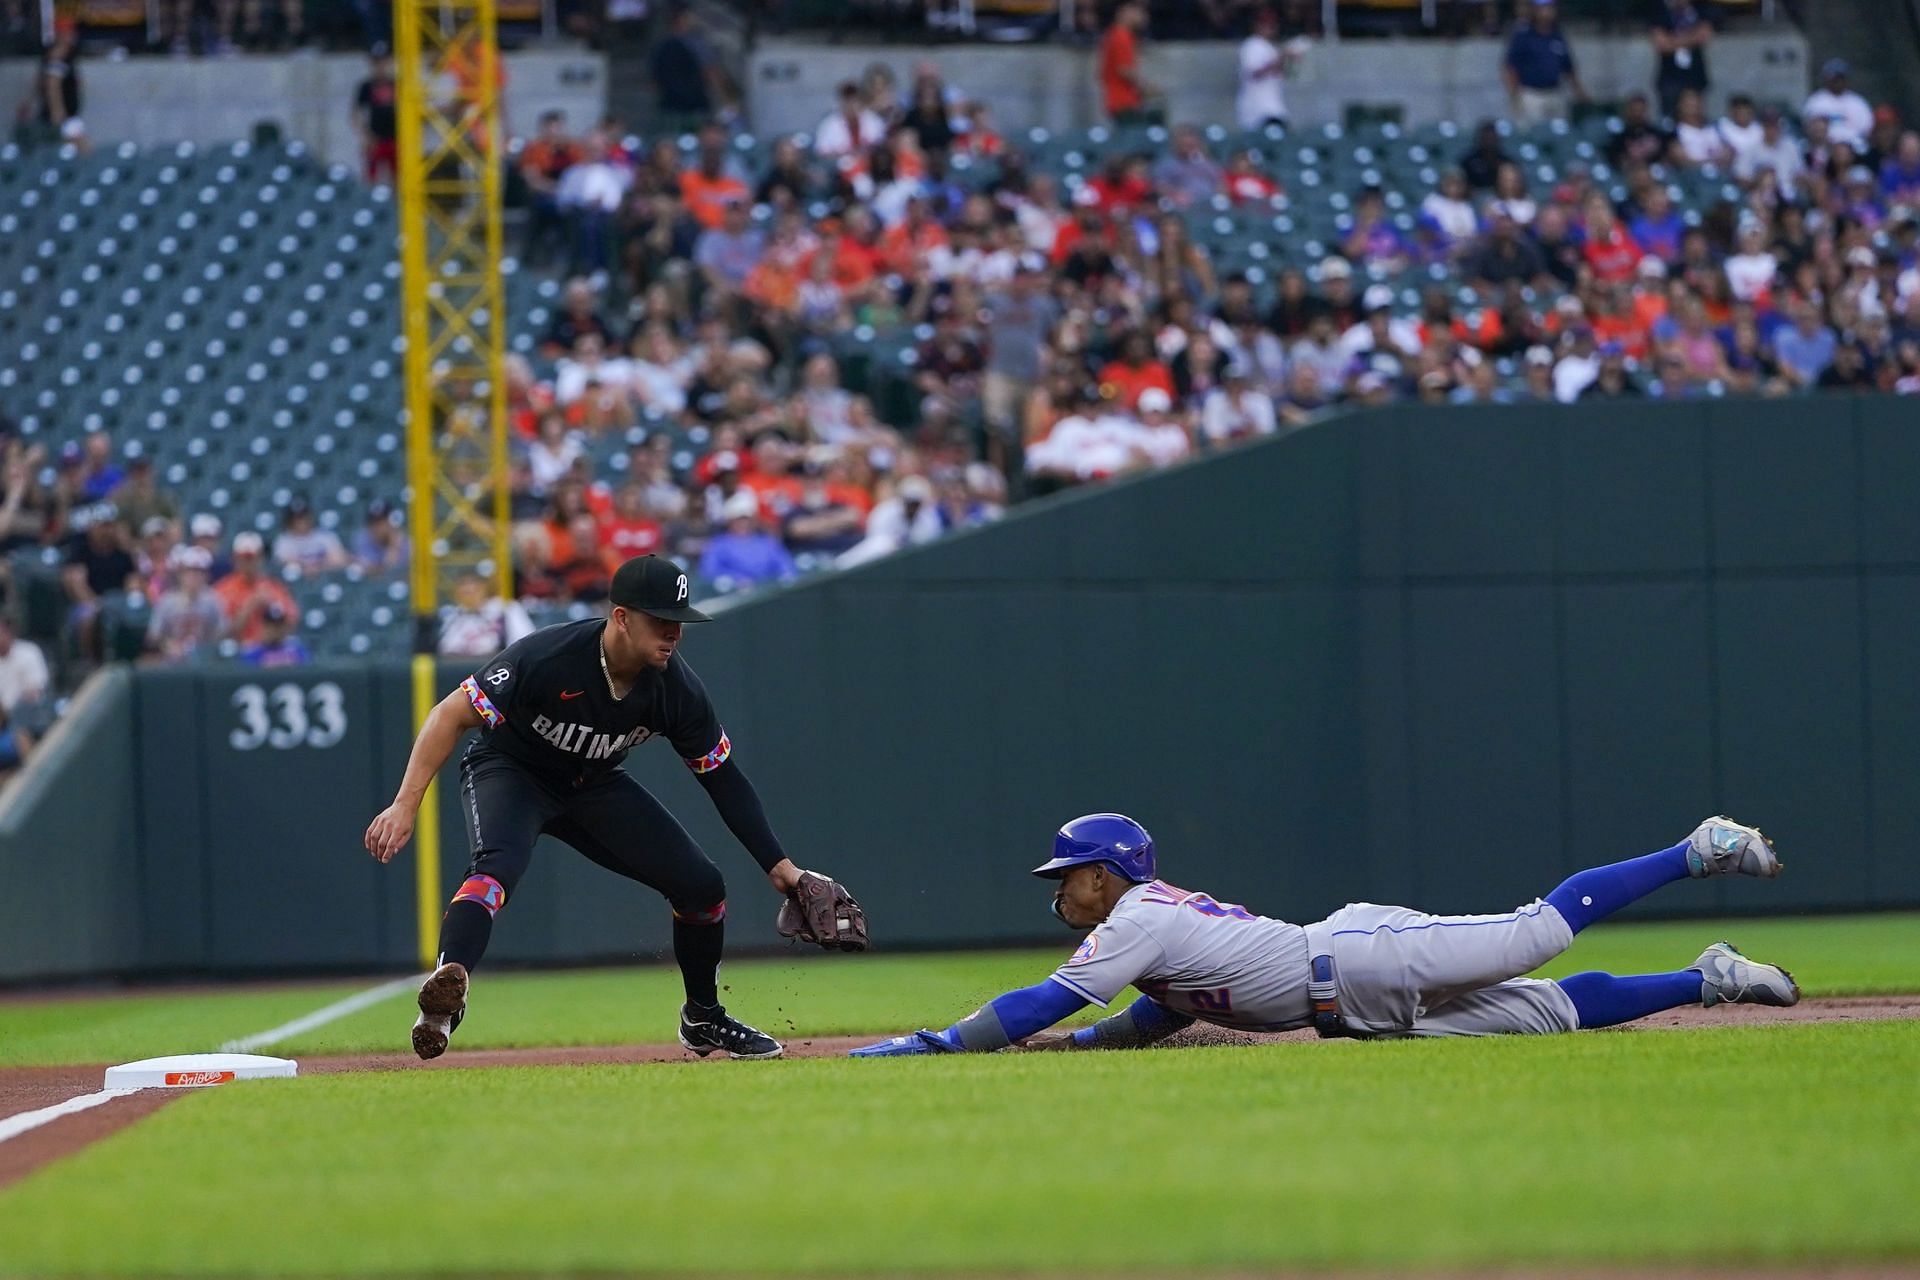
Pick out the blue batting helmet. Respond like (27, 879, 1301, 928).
(1031, 813, 1157, 883)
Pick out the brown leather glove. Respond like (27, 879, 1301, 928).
(776, 870, 869, 951)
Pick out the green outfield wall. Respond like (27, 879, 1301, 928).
(4, 396, 1917, 982)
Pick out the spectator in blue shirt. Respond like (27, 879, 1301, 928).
(0, 704, 33, 780)
(699, 490, 796, 592)
(1771, 300, 1838, 389)
(1881, 131, 1920, 205)
(1627, 185, 1686, 263)
(1502, 0, 1586, 125)
(239, 602, 312, 668)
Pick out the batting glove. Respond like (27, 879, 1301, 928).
(848, 1029, 961, 1057)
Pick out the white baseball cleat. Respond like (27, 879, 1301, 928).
(1694, 941, 1800, 1008)
(1685, 816, 1783, 879)
(412, 962, 469, 1060)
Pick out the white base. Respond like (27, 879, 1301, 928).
(104, 1053, 298, 1090)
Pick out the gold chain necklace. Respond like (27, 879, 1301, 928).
(598, 630, 621, 700)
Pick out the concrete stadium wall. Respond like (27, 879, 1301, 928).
(1, 395, 1914, 982)
(748, 29, 1809, 138)
(0, 27, 1807, 170)
(0, 49, 607, 167)
(0, 668, 142, 982)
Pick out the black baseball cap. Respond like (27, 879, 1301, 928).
(609, 555, 711, 623)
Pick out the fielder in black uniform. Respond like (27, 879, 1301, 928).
(365, 555, 867, 1061)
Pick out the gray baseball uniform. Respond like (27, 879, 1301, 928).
(1048, 880, 1580, 1038)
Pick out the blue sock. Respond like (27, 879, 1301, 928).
(1557, 970, 1703, 1029)
(1544, 840, 1691, 935)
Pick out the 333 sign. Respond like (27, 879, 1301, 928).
(228, 682, 349, 751)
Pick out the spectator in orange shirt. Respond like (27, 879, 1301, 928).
(957, 101, 1004, 158)
(821, 455, 875, 517)
(818, 209, 885, 290)
(741, 436, 806, 522)
(680, 133, 749, 231)
(1630, 257, 1674, 333)
(879, 196, 951, 275)
(213, 532, 298, 648)
(1098, 330, 1176, 409)
(1592, 281, 1653, 359)
(1100, 1, 1160, 126)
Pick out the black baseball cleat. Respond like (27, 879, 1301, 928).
(412, 962, 469, 1061)
(678, 1003, 785, 1060)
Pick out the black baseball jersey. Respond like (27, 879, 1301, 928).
(458, 618, 731, 788)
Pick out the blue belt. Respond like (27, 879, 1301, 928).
(1308, 953, 1348, 1039)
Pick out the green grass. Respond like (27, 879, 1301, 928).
(0, 981, 411, 1069)
(2, 913, 1916, 1067)
(0, 1021, 1914, 1274)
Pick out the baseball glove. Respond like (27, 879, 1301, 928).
(776, 871, 869, 951)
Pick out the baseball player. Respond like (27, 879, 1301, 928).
(851, 812, 1796, 1056)
(366, 555, 867, 1062)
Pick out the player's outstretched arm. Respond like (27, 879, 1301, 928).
(1027, 993, 1194, 1051)
(849, 978, 1088, 1057)
(691, 756, 799, 888)
(693, 754, 869, 950)
(364, 689, 485, 863)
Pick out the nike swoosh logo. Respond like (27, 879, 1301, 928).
(559, 690, 586, 700)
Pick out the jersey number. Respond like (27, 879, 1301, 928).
(230, 682, 348, 751)
(1184, 893, 1256, 922)
(1187, 987, 1233, 1013)
(1146, 883, 1257, 922)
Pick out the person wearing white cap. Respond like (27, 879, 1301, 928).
(1287, 312, 1353, 397)
(1339, 285, 1424, 365)
(213, 531, 297, 648)
(1133, 387, 1193, 469)
(1517, 344, 1559, 403)
(837, 473, 946, 568)
(147, 545, 226, 664)
(1804, 59, 1872, 149)
(1724, 221, 1778, 303)
(185, 513, 231, 581)
(697, 489, 795, 592)
(1313, 255, 1359, 325)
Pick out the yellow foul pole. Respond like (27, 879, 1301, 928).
(393, 0, 511, 969)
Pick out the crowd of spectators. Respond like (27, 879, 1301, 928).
(492, 10, 1920, 558)
(0, 419, 420, 670)
(6, 1, 1910, 700)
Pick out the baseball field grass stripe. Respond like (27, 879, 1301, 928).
(0, 1089, 136, 1146)
(216, 974, 423, 1054)
(0, 1021, 1913, 1274)
(1, 914, 1916, 1067)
